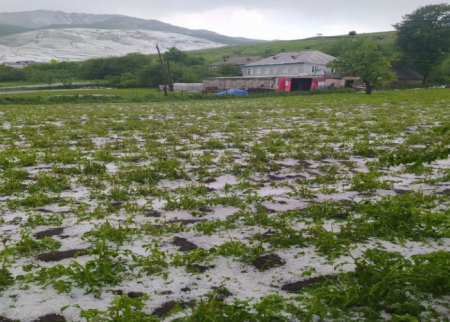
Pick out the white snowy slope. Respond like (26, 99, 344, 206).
(0, 28, 225, 63)
(0, 10, 119, 28)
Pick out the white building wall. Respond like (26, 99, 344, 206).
(245, 63, 330, 78)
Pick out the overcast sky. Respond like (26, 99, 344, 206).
(1, 1, 444, 40)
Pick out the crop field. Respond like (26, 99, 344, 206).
(1, 89, 450, 321)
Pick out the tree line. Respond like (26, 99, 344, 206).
(328, 3, 450, 94)
(0, 47, 239, 87)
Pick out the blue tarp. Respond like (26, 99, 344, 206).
(215, 89, 248, 95)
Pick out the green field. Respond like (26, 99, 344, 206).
(1, 89, 450, 321)
(0, 87, 155, 98)
(0, 87, 355, 105)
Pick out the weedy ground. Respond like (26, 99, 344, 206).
(1, 89, 450, 321)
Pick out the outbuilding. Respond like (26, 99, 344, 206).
(208, 56, 264, 75)
(203, 50, 337, 93)
(390, 66, 424, 85)
(5, 60, 40, 68)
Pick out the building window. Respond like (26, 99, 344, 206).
(283, 66, 289, 74)
(247, 69, 251, 75)
(256, 68, 262, 75)
(293, 66, 299, 74)
(264, 67, 270, 75)
(312, 66, 318, 73)
(272, 67, 278, 74)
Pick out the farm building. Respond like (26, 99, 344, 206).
(158, 83, 204, 92)
(320, 66, 424, 90)
(243, 50, 336, 91)
(202, 77, 277, 94)
(208, 56, 264, 75)
(203, 51, 337, 93)
(172, 83, 203, 92)
(202, 51, 425, 93)
(321, 75, 360, 89)
(390, 66, 424, 85)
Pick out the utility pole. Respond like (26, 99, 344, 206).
(166, 57, 174, 92)
(156, 45, 168, 96)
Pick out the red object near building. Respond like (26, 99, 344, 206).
(277, 77, 292, 92)
(278, 77, 286, 91)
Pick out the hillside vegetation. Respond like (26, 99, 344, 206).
(0, 23, 31, 37)
(191, 31, 397, 63)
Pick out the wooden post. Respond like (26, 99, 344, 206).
(156, 45, 168, 96)
(166, 57, 174, 92)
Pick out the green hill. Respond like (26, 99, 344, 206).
(189, 31, 397, 63)
(0, 24, 32, 37)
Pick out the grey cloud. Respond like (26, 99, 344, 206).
(1, 0, 442, 17)
(0, 0, 444, 39)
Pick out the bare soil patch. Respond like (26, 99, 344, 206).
(282, 275, 337, 293)
(34, 314, 66, 322)
(252, 254, 285, 271)
(35, 228, 65, 239)
(172, 237, 198, 252)
(37, 249, 89, 262)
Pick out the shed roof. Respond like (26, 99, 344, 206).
(210, 56, 264, 66)
(244, 50, 335, 66)
(390, 66, 424, 80)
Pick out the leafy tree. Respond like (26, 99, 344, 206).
(394, 3, 450, 84)
(118, 72, 139, 88)
(136, 64, 163, 88)
(164, 47, 205, 66)
(327, 39, 395, 94)
(78, 53, 152, 79)
(77, 58, 114, 79)
(186, 55, 205, 66)
(0, 65, 25, 82)
(430, 55, 450, 83)
(21, 68, 55, 86)
(348, 31, 357, 36)
(42, 72, 55, 86)
(19, 61, 79, 86)
(164, 47, 189, 64)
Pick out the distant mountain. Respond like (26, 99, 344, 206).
(0, 10, 119, 28)
(0, 23, 31, 37)
(0, 28, 224, 63)
(0, 10, 266, 45)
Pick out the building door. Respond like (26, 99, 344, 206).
(345, 80, 354, 88)
(291, 78, 312, 91)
